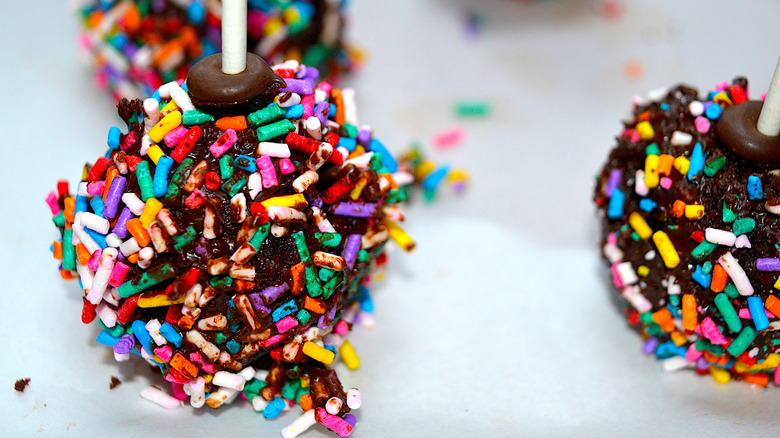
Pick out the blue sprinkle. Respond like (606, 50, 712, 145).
(705, 103, 723, 120)
(272, 300, 298, 322)
(75, 194, 89, 215)
(96, 330, 121, 347)
(687, 142, 705, 180)
(325, 345, 337, 355)
(234, 154, 257, 173)
(226, 339, 241, 354)
(748, 296, 769, 331)
(262, 397, 285, 419)
(639, 198, 657, 212)
(357, 286, 373, 312)
(108, 126, 121, 150)
(90, 196, 105, 217)
(660, 103, 669, 111)
(607, 188, 625, 219)
(422, 165, 449, 192)
(285, 104, 304, 119)
(656, 341, 686, 359)
(151, 90, 161, 102)
(338, 137, 357, 152)
(84, 227, 108, 249)
(368, 139, 398, 173)
(153, 156, 175, 197)
(187, 1, 206, 24)
(692, 265, 712, 288)
(329, 103, 337, 118)
(132, 320, 154, 354)
(159, 322, 182, 348)
(748, 175, 763, 200)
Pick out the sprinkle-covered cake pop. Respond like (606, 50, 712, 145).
(593, 76, 780, 387)
(46, 47, 413, 436)
(77, 0, 356, 101)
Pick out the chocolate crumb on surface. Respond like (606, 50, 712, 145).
(14, 378, 30, 392)
(109, 376, 122, 390)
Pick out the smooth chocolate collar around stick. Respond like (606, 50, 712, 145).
(716, 100, 780, 163)
(187, 53, 285, 113)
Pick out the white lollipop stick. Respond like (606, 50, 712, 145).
(221, 0, 247, 74)
(757, 55, 780, 136)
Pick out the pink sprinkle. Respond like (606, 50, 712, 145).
(607, 232, 618, 246)
(164, 126, 188, 147)
(95, 71, 108, 90)
(762, 92, 768, 102)
(432, 126, 465, 149)
(334, 320, 349, 336)
(775, 366, 780, 386)
(279, 158, 296, 175)
(701, 317, 727, 345)
(715, 80, 729, 92)
(316, 407, 353, 437)
(123, 130, 139, 151)
(317, 81, 332, 95)
(185, 189, 206, 209)
(108, 262, 130, 287)
(694, 116, 710, 133)
(302, 94, 315, 119)
(256, 156, 279, 188)
(87, 250, 102, 271)
(260, 334, 286, 348)
(685, 343, 702, 362)
(660, 177, 673, 190)
(87, 181, 106, 196)
(154, 345, 173, 362)
(610, 263, 623, 288)
(78, 33, 92, 51)
(45, 191, 60, 215)
(170, 382, 188, 401)
(209, 129, 238, 158)
(276, 316, 299, 333)
(630, 129, 641, 143)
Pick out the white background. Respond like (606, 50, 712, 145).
(3, 0, 780, 436)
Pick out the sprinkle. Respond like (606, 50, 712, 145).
(140, 386, 183, 409)
(607, 188, 625, 219)
(302, 341, 335, 364)
(748, 175, 764, 200)
(652, 231, 680, 269)
(687, 142, 704, 180)
(748, 296, 769, 331)
(718, 252, 753, 296)
(209, 129, 238, 158)
(726, 326, 757, 356)
(628, 212, 652, 240)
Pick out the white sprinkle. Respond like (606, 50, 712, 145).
(140, 386, 183, 409)
(718, 252, 753, 296)
(705, 228, 736, 246)
(670, 131, 693, 146)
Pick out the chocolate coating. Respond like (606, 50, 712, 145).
(716, 100, 780, 163)
(186, 53, 285, 113)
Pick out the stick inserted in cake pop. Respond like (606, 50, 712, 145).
(221, 0, 247, 74)
(757, 56, 780, 137)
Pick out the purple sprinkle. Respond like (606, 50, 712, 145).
(757, 258, 780, 271)
(696, 356, 710, 370)
(280, 78, 314, 95)
(344, 414, 357, 427)
(298, 65, 319, 81)
(249, 293, 271, 317)
(356, 128, 371, 146)
(326, 305, 337, 322)
(314, 101, 329, 126)
(152, 0, 166, 13)
(103, 175, 127, 220)
(330, 202, 378, 217)
(111, 207, 134, 239)
(317, 314, 329, 330)
(121, 43, 138, 60)
(605, 169, 622, 197)
(194, 242, 207, 256)
(207, 26, 221, 50)
(114, 334, 136, 355)
(343, 234, 361, 270)
(260, 283, 289, 305)
(642, 337, 658, 355)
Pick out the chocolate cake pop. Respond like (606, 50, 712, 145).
(76, 0, 356, 101)
(594, 73, 780, 387)
(47, 34, 412, 436)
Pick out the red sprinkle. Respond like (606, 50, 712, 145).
(86, 157, 111, 182)
(205, 172, 221, 190)
(57, 180, 70, 197)
(171, 126, 201, 163)
(690, 231, 704, 243)
(116, 296, 139, 325)
(273, 68, 295, 78)
(126, 155, 142, 172)
(165, 305, 183, 325)
(728, 85, 748, 105)
(82, 299, 97, 324)
(285, 132, 319, 154)
(250, 203, 269, 223)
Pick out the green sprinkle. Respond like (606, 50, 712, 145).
(696, 339, 725, 356)
(702, 261, 713, 275)
(645, 143, 660, 156)
(52, 211, 65, 228)
(733, 218, 756, 235)
(723, 283, 739, 299)
(99, 320, 125, 338)
(726, 326, 757, 356)
(281, 379, 301, 400)
(182, 109, 214, 125)
(722, 202, 737, 223)
(704, 156, 727, 177)
(135, 161, 155, 201)
(215, 333, 227, 344)
(315, 232, 342, 247)
(221, 175, 247, 197)
(295, 386, 310, 404)
(248, 104, 286, 127)
(357, 250, 370, 263)
(305, 265, 323, 297)
(297, 309, 311, 325)
(714, 293, 741, 333)
(244, 378, 267, 395)
(220, 155, 234, 180)
(343, 123, 358, 139)
(639, 312, 653, 324)
(386, 188, 407, 204)
(301, 44, 330, 67)
(256, 119, 295, 142)
(318, 268, 335, 282)
(369, 153, 383, 171)
(292, 231, 311, 262)
(248, 223, 270, 249)
(165, 158, 194, 201)
(117, 262, 176, 297)
(692, 240, 718, 259)
(210, 276, 234, 289)
(62, 229, 75, 271)
(669, 294, 680, 308)
(322, 272, 344, 300)
(173, 225, 197, 251)
(630, 232, 640, 241)
(646, 323, 662, 337)
(454, 101, 491, 117)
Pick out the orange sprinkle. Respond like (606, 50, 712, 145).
(710, 265, 728, 293)
(379, 173, 398, 190)
(682, 294, 697, 332)
(178, 315, 195, 330)
(234, 280, 256, 292)
(652, 308, 674, 332)
(742, 372, 770, 387)
(103, 166, 118, 202)
(170, 352, 199, 380)
(658, 154, 674, 176)
(61, 269, 78, 280)
(53, 241, 63, 260)
(64, 197, 76, 224)
(331, 88, 345, 125)
(670, 331, 688, 347)
(152, 41, 184, 68)
(76, 243, 91, 266)
(86, 10, 104, 29)
(127, 218, 151, 247)
(672, 200, 686, 218)
(179, 26, 200, 55)
(291, 262, 305, 294)
(347, 146, 365, 161)
(215, 116, 248, 131)
(299, 393, 313, 411)
(122, 6, 141, 33)
(766, 295, 780, 318)
(304, 296, 326, 314)
(637, 110, 651, 122)
(127, 253, 140, 264)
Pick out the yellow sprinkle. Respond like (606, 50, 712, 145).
(637, 266, 650, 277)
(260, 193, 308, 209)
(302, 341, 335, 364)
(264, 16, 284, 35)
(447, 168, 470, 182)
(673, 156, 690, 175)
(299, 376, 310, 388)
(628, 212, 652, 240)
(161, 99, 179, 112)
(282, 8, 299, 23)
(140, 198, 163, 228)
(684, 205, 705, 220)
(338, 340, 360, 370)
(712, 92, 733, 107)
(636, 121, 655, 140)
(644, 154, 660, 189)
(204, 374, 213, 384)
(750, 353, 780, 371)
(349, 173, 370, 200)
(137, 292, 186, 308)
(653, 230, 680, 269)
(81, 164, 90, 181)
(670, 331, 688, 347)
(384, 219, 415, 252)
(147, 110, 182, 143)
(774, 276, 780, 290)
(710, 367, 731, 385)
(414, 160, 436, 181)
